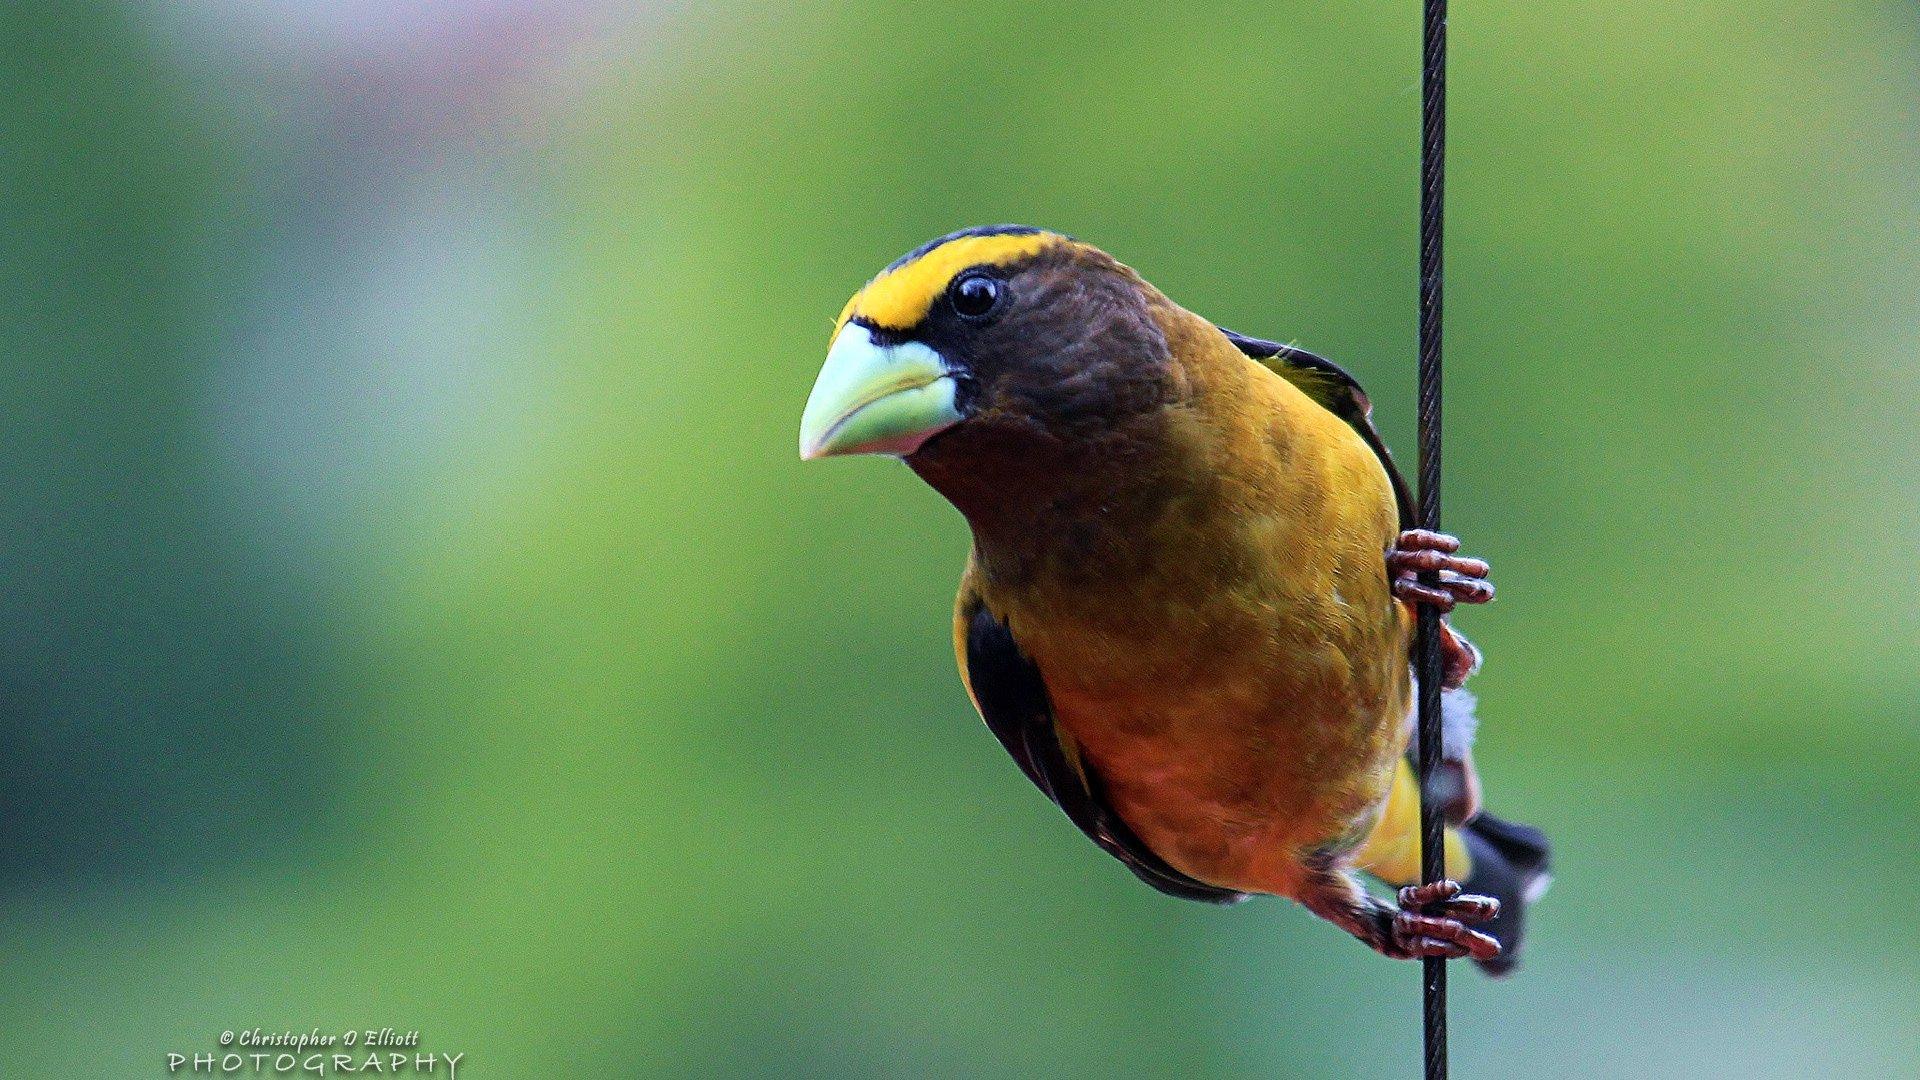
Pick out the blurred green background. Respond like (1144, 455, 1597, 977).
(5, 2, 1917, 1077)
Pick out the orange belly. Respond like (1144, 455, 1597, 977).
(1028, 592, 1412, 900)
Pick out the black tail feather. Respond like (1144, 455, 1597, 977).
(1460, 813, 1552, 977)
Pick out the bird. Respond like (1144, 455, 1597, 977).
(798, 225, 1550, 973)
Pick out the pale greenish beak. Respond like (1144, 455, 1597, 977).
(799, 322, 961, 460)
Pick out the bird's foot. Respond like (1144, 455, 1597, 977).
(1390, 530, 1491, 689)
(1389, 529, 1493, 613)
(1389, 880, 1501, 962)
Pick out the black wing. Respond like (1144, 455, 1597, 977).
(960, 593, 1248, 905)
(1220, 328, 1415, 530)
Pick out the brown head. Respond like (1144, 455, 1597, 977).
(799, 226, 1204, 526)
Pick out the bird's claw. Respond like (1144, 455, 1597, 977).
(1390, 880, 1501, 962)
(1388, 529, 1493, 613)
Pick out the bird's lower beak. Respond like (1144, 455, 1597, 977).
(799, 323, 961, 460)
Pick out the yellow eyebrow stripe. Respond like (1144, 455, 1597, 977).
(835, 232, 1057, 338)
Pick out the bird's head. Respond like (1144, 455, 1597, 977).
(798, 226, 1178, 473)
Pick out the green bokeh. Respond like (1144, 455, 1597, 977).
(4, 2, 1917, 1077)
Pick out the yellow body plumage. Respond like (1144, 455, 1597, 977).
(951, 293, 1442, 898)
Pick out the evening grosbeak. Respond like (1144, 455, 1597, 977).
(799, 226, 1550, 974)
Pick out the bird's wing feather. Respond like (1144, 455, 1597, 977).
(1219, 328, 1415, 529)
(957, 587, 1248, 904)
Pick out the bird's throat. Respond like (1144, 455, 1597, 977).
(908, 416, 1202, 593)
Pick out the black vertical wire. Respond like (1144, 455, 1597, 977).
(1416, 0, 1449, 1079)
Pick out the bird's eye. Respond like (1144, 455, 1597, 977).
(949, 272, 1004, 322)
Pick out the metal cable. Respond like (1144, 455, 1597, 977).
(1416, 0, 1449, 1077)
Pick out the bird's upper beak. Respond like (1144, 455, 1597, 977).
(799, 322, 961, 460)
